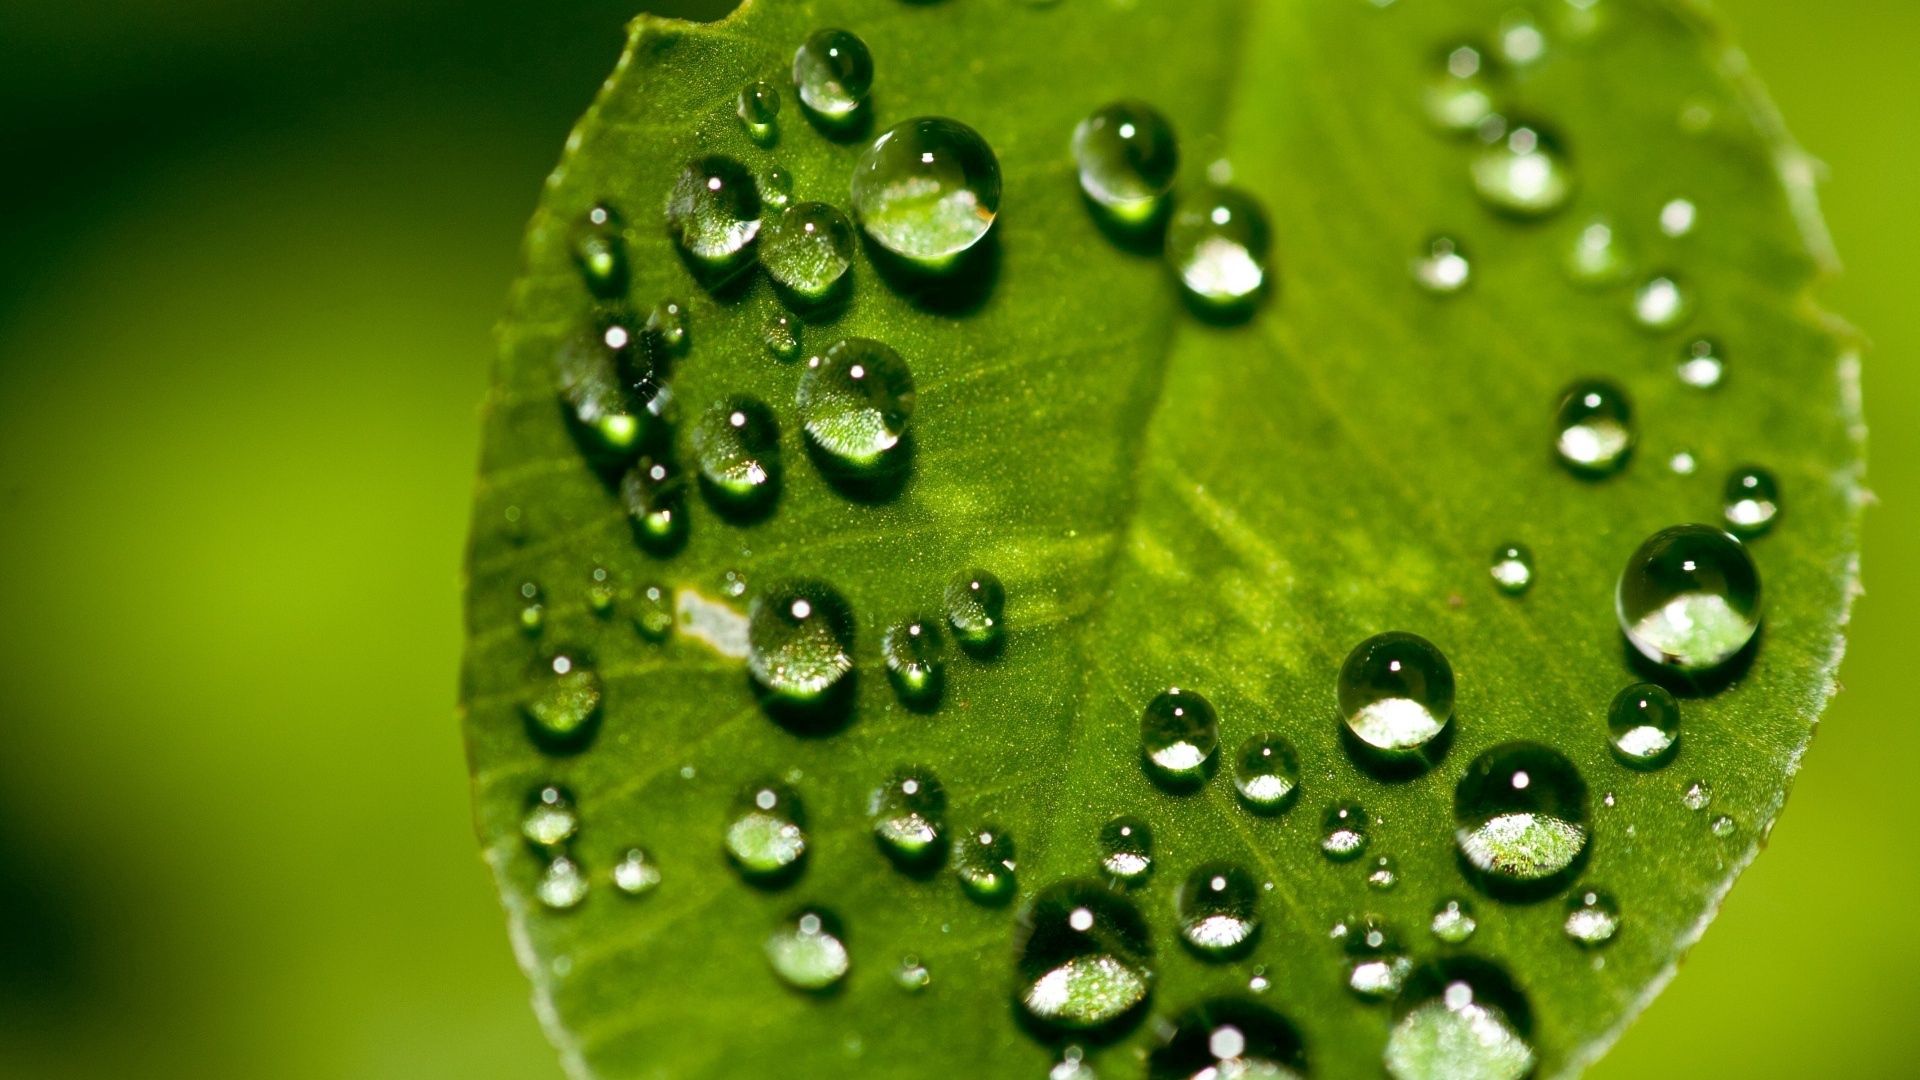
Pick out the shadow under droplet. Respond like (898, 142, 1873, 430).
(1338, 718, 1453, 782)
(1620, 624, 1761, 698)
(801, 100, 875, 144)
(730, 854, 808, 893)
(864, 228, 1001, 318)
(674, 243, 760, 301)
(1009, 989, 1152, 1049)
(1178, 283, 1266, 327)
(1454, 843, 1589, 906)
(1083, 192, 1170, 256)
(875, 832, 949, 880)
(699, 473, 781, 526)
(804, 431, 914, 504)
(1140, 748, 1218, 795)
(752, 670, 858, 738)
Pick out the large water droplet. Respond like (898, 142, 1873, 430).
(665, 155, 762, 273)
(766, 906, 850, 992)
(612, 846, 662, 897)
(1148, 999, 1307, 1080)
(570, 202, 628, 298)
(1723, 466, 1780, 537)
(536, 855, 588, 910)
(522, 784, 579, 849)
(1232, 733, 1301, 814)
(1617, 524, 1762, 671)
(1015, 882, 1154, 1033)
(1607, 683, 1680, 768)
(945, 568, 1006, 655)
(1384, 959, 1536, 1080)
(792, 29, 873, 124)
(1632, 273, 1692, 331)
(1338, 632, 1454, 762)
(620, 455, 687, 553)
(1141, 687, 1220, 788)
(851, 117, 1001, 268)
(1563, 887, 1620, 948)
(1471, 124, 1573, 218)
(798, 337, 916, 467)
(1177, 863, 1260, 959)
(1321, 802, 1370, 862)
(736, 80, 780, 143)
(954, 823, 1017, 904)
(1072, 100, 1179, 226)
(1430, 898, 1478, 945)
(1489, 543, 1534, 595)
(1425, 45, 1497, 133)
(726, 780, 809, 883)
(870, 767, 948, 868)
(1340, 914, 1412, 999)
(747, 580, 854, 702)
(882, 615, 946, 708)
(1554, 379, 1635, 477)
(1166, 187, 1270, 311)
(693, 396, 781, 507)
(523, 651, 602, 748)
(1413, 235, 1472, 294)
(761, 202, 856, 300)
(1098, 815, 1154, 886)
(1454, 742, 1590, 897)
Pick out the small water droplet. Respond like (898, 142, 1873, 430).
(766, 906, 850, 992)
(1565, 215, 1629, 285)
(1563, 888, 1620, 947)
(1343, 914, 1413, 999)
(1367, 855, 1400, 892)
(612, 847, 661, 896)
(1554, 379, 1635, 477)
(1632, 272, 1693, 331)
(523, 650, 602, 747)
(1247, 967, 1273, 994)
(647, 299, 689, 354)
(1455, 742, 1590, 897)
(762, 202, 856, 299)
(1723, 466, 1780, 537)
(747, 580, 854, 702)
(1669, 449, 1699, 475)
(1141, 687, 1221, 788)
(1166, 187, 1271, 311)
(725, 780, 809, 882)
(1471, 123, 1574, 218)
(792, 29, 873, 124)
(665, 156, 762, 274)
(518, 580, 546, 634)
(882, 615, 946, 708)
(736, 80, 781, 143)
(633, 582, 674, 642)
(760, 166, 794, 210)
(1015, 881, 1154, 1032)
(1148, 999, 1307, 1079)
(1682, 779, 1713, 812)
(945, 568, 1006, 655)
(1430, 898, 1478, 945)
(1177, 863, 1261, 959)
(1232, 733, 1301, 814)
(693, 396, 781, 507)
(895, 954, 931, 993)
(620, 455, 687, 553)
(1617, 524, 1762, 671)
(1659, 197, 1697, 237)
(570, 202, 627, 298)
(798, 338, 916, 466)
(1321, 802, 1370, 862)
(1413, 235, 1472, 294)
(1050, 1048, 1098, 1080)
(1710, 813, 1738, 838)
(1098, 816, 1154, 886)
(764, 312, 801, 361)
(1425, 45, 1497, 134)
(1072, 100, 1179, 226)
(1677, 338, 1724, 389)
(954, 823, 1017, 904)
(536, 855, 588, 910)
(1384, 959, 1536, 1080)
(851, 117, 1001, 267)
(1497, 11, 1547, 66)
(523, 784, 579, 849)
(1338, 632, 1454, 761)
(584, 565, 615, 616)
(870, 767, 949, 868)
(1489, 543, 1534, 594)
(1608, 682, 1680, 768)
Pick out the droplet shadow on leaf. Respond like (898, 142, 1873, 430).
(750, 670, 857, 737)
(864, 229, 1000, 318)
(1620, 626, 1761, 698)
(804, 430, 914, 504)
(1339, 716, 1453, 781)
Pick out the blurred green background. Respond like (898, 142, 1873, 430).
(0, 1, 1908, 1076)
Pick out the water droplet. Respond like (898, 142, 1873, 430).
(584, 566, 615, 616)
(1338, 632, 1454, 761)
(1321, 802, 1370, 862)
(882, 615, 946, 707)
(766, 906, 850, 992)
(1098, 815, 1154, 886)
(647, 299, 689, 354)
(1384, 959, 1536, 1080)
(523, 651, 602, 747)
(1425, 45, 1497, 133)
(1669, 449, 1699, 476)
(870, 767, 948, 868)
(536, 855, 588, 910)
(1489, 543, 1534, 594)
(764, 312, 801, 361)
(1617, 524, 1762, 671)
(1413, 235, 1472, 294)
(1710, 813, 1738, 838)
(1677, 338, 1724, 389)
(1177, 864, 1260, 959)
(798, 338, 916, 466)
(747, 580, 854, 702)
(665, 155, 762, 273)
(1167, 187, 1271, 310)
(1659, 197, 1697, 237)
(736, 79, 780, 143)
(693, 396, 781, 506)
(1563, 888, 1620, 947)
(1455, 742, 1590, 896)
(792, 29, 873, 123)
(1342, 915, 1413, 999)
(1632, 273, 1692, 331)
(761, 202, 856, 299)
(1232, 733, 1301, 814)
(760, 166, 794, 210)
(945, 568, 1006, 655)
(896, 955, 931, 993)
(612, 847, 661, 896)
(1723, 466, 1780, 537)
(1050, 1048, 1097, 1080)
(1015, 881, 1154, 1032)
(725, 780, 809, 882)
(1430, 899, 1478, 945)
(851, 117, 1002, 267)
(518, 580, 546, 634)
(620, 455, 687, 553)
(1554, 379, 1635, 477)
(1607, 683, 1680, 768)
(1247, 967, 1272, 994)
(1471, 124, 1573, 218)
(1566, 215, 1628, 285)
(570, 202, 627, 298)
(954, 823, 1017, 904)
(522, 784, 579, 849)
(1141, 687, 1220, 788)
(1148, 999, 1308, 1080)
(1367, 855, 1400, 892)
(1072, 100, 1179, 226)
(1682, 779, 1713, 812)
(633, 582, 674, 642)
(555, 322, 652, 457)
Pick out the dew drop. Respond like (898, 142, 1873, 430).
(665, 155, 762, 273)
(1554, 379, 1635, 477)
(1563, 888, 1620, 948)
(1489, 543, 1534, 594)
(1177, 863, 1260, 959)
(1471, 124, 1573, 218)
(1413, 235, 1472, 294)
(1050, 1048, 1097, 1080)
(954, 823, 1017, 904)
(1669, 449, 1699, 476)
(1015, 881, 1154, 1032)
(1425, 45, 1497, 134)
(611, 847, 661, 896)
(620, 455, 687, 553)
(798, 338, 917, 466)
(1166, 187, 1271, 310)
(726, 780, 809, 883)
(1321, 802, 1370, 862)
(761, 202, 856, 299)
(584, 566, 615, 617)
(522, 784, 579, 849)
(1710, 813, 1738, 838)
(1338, 632, 1454, 760)
(647, 299, 689, 354)
(764, 312, 801, 361)
(1632, 273, 1693, 331)
(1617, 524, 1762, 671)
(766, 906, 850, 992)
(760, 166, 794, 211)
(1659, 197, 1697, 237)
(792, 29, 873, 123)
(1141, 687, 1220, 788)
(1342, 914, 1412, 999)
(1607, 682, 1680, 768)
(1367, 855, 1400, 892)
(1072, 100, 1180, 226)
(523, 650, 602, 747)
(692, 396, 781, 506)
(896, 955, 931, 993)
(945, 568, 1006, 654)
(1098, 815, 1154, 886)
(518, 580, 546, 635)
(555, 322, 652, 457)
(1565, 215, 1628, 285)
(736, 79, 781, 143)
(747, 580, 854, 702)
(1148, 999, 1308, 1080)
(570, 202, 628, 298)
(1430, 899, 1478, 945)
(1232, 733, 1301, 814)
(1682, 779, 1713, 812)
(851, 117, 1002, 268)
(536, 855, 588, 910)
(1723, 466, 1780, 537)
(870, 767, 949, 867)
(1454, 742, 1589, 896)
(882, 615, 946, 708)
(633, 582, 674, 642)
(1677, 337, 1725, 389)
(1384, 959, 1536, 1080)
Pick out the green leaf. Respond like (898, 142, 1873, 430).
(462, 0, 1862, 1076)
